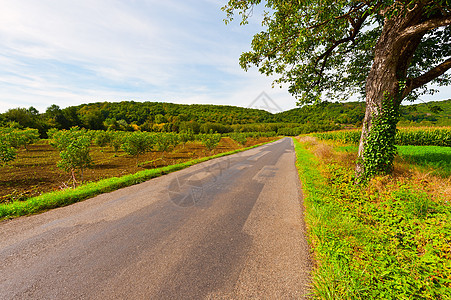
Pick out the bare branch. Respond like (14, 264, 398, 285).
(402, 57, 451, 98)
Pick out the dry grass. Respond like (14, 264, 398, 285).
(312, 143, 334, 161)
(297, 136, 451, 203)
(296, 135, 318, 146)
(298, 136, 351, 164)
(365, 163, 451, 203)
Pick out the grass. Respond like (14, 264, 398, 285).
(333, 143, 451, 178)
(293, 136, 451, 299)
(0, 139, 277, 220)
(397, 145, 451, 177)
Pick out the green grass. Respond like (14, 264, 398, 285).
(293, 137, 451, 299)
(0, 140, 276, 220)
(334, 144, 451, 178)
(397, 145, 451, 177)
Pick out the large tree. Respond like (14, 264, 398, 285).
(223, 0, 451, 178)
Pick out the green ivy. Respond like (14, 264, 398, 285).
(363, 96, 399, 179)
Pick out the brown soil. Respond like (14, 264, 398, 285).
(0, 137, 276, 203)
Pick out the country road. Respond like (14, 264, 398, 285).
(0, 137, 312, 299)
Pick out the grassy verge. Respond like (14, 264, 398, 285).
(293, 137, 451, 299)
(0, 140, 276, 220)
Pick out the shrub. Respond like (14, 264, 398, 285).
(0, 142, 16, 166)
(229, 132, 247, 145)
(121, 132, 153, 163)
(154, 132, 179, 155)
(179, 130, 195, 148)
(94, 130, 111, 148)
(51, 127, 93, 186)
(199, 133, 222, 151)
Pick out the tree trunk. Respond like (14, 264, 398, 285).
(355, 6, 423, 178)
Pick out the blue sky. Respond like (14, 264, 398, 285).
(0, 0, 449, 114)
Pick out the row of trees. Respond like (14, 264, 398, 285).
(1, 126, 275, 187)
(44, 128, 276, 186)
(2, 99, 448, 140)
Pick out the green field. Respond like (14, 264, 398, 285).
(335, 143, 451, 178)
(397, 145, 451, 177)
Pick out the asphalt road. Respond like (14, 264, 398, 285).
(0, 137, 312, 299)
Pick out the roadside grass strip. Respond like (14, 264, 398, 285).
(293, 137, 451, 299)
(0, 141, 276, 220)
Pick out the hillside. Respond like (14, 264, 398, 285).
(1, 99, 450, 136)
(398, 99, 451, 126)
(274, 101, 366, 127)
(275, 99, 451, 127)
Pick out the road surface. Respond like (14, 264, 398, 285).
(0, 137, 312, 299)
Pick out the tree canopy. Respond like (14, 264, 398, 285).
(223, 0, 451, 104)
(223, 0, 451, 178)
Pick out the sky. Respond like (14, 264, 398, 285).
(0, 0, 449, 114)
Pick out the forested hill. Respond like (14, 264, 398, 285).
(274, 99, 451, 127)
(72, 101, 275, 126)
(398, 99, 451, 126)
(1, 99, 450, 136)
(274, 101, 366, 126)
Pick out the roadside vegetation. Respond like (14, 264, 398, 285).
(293, 135, 450, 299)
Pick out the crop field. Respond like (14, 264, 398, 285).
(313, 127, 451, 147)
(397, 145, 451, 177)
(0, 136, 275, 204)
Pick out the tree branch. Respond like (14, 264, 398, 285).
(402, 57, 451, 98)
(306, 3, 366, 30)
(399, 14, 451, 40)
(310, 13, 368, 87)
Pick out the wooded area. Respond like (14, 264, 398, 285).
(1, 99, 450, 137)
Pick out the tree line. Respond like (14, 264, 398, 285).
(1, 127, 277, 186)
(1, 100, 448, 138)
